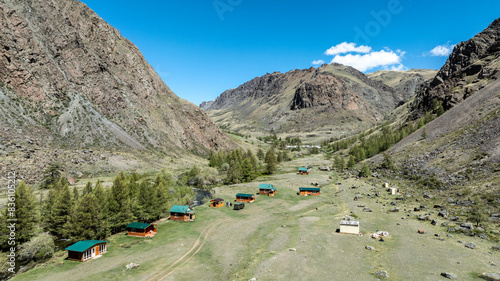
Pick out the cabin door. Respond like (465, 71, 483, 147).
(91, 247, 95, 257)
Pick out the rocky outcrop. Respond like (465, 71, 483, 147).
(412, 17, 500, 117)
(0, 0, 230, 153)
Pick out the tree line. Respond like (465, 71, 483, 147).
(0, 170, 194, 253)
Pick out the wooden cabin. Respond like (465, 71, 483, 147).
(209, 198, 224, 208)
(390, 187, 398, 195)
(259, 184, 277, 196)
(169, 205, 195, 221)
(66, 240, 107, 262)
(298, 167, 310, 175)
(235, 193, 255, 203)
(126, 222, 157, 237)
(299, 187, 320, 196)
(339, 220, 360, 234)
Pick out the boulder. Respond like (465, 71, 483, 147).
(479, 273, 500, 281)
(431, 219, 438, 225)
(389, 207, 400, 212)
(441, 272, 458, 279)
(465, 242, 476, 249)
(365, 245, 375, 251)
(375, 270, 389, 279)
(438, 209, 449, 218)
(363, 208, 373, 212)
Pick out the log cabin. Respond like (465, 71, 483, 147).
(259, 184, 277, 196)
(169, 205, 195, 221)
(299, 187, 320, 196)
(235, 193, 255, 203)
(126, 222, 157, 237)
(66, 240, 107, 262)
(298, 167, 310, 175)
(209, 198, 224, 208)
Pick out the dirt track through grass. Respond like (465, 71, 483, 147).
(149, 221, 220, 281)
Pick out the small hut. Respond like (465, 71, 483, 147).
(126, 222, 157, 237)
(339, 220, 360, 234)
(209, 198, 224, 208)
(235, 193, 255, 203)
(299, 187, 320, 196)
(390, 187, 398, 195)
(233, 202, 245, 210)
(259, 184, 277, 196)
(169, 205, 195, 221)
(298, 167, 310, 175)
(66, 240, 108, 262)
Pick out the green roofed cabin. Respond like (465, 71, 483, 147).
(298, 167, 310, 175)
(236, 193, 255, 203)
(126, 222, 157, 237)
(259, 184, 277, 196)
(169, 205, 195, 222)
(66, 240, 107, 262)
(299, 187, 320, 196)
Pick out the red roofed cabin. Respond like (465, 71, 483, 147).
(209, 198, 224, 208)
(126, 222, 157, 237)
(259, 184, 277, 196)
(169, 205, 195, 221)
(66, 240, 107, 262)
(299, 187, 320, 196)
(236, 193, 255, 203)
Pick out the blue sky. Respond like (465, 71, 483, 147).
(79, 0, 500, 105)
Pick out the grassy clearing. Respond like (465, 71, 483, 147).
(11, 155, 499, 281)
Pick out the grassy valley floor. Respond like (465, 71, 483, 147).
(11, 156, 499, 281)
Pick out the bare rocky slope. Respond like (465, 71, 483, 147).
(202, 63, 422, 136)
(412, 17, 500, 117)
(384, 17, 500, 187)
(0, 0, 232, 182)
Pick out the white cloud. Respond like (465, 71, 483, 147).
(312, 60, 325, 65)
(427, 43, 456, 57)
(330, 49, 404, 72)
(325, 42, 372, 56)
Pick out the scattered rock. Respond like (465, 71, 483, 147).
(431, 219, 438, 225)
(363, 208, 373, 212)
(375, 270, 389, 279)
(479, 272, 500, 281)
(492, 246, 500, 251)
(125, 263, 139, 269)
(465, 242, 476, 249)
(449, 216, 459, 221)
(248, 278, 257, 281)
(441, 272, 458, 279)
(438, 209, 449, 218)
(365, 245, 375, 251)
(389, 207, 400, 212)
(289, 248, 296, 251)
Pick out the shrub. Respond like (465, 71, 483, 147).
(18, 233, 55, 262)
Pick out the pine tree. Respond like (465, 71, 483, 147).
(136, 180, 153, 222)
(226, 159, 242, 184)
(72, 186, 79, 201)
(347, 155, 356, 169)
(93, 180, 109, 238)
(264, 148, 277, 174)
(14, 181, 38, 243)
(65, 193, 101, 241)
(380, 153, 395, 170)
(49, 182, 72, 238)
(40, 163, 62, 189)
(334, 156, 345, 171)
(108, 172, 133, 233)
(277, 151, 283, 163)
(83, 181, 93, 195)
(422, 126, 428, 139)
(241, 158, 255, 182)
(257, 148, 265, 160)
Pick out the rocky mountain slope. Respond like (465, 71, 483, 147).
(412, 17, 500, 116)
(367, 69, 437, 103)
(385, 17, 500, 186)
(0, 0, 232, 182)
(202, 63, 414, 136)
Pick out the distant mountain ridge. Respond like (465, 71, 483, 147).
(202, 63, 434, 136)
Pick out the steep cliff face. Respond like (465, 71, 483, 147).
(0, 0, 230, 153)
(412, 17, 500, 117)
(202, 63, 405, 134)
